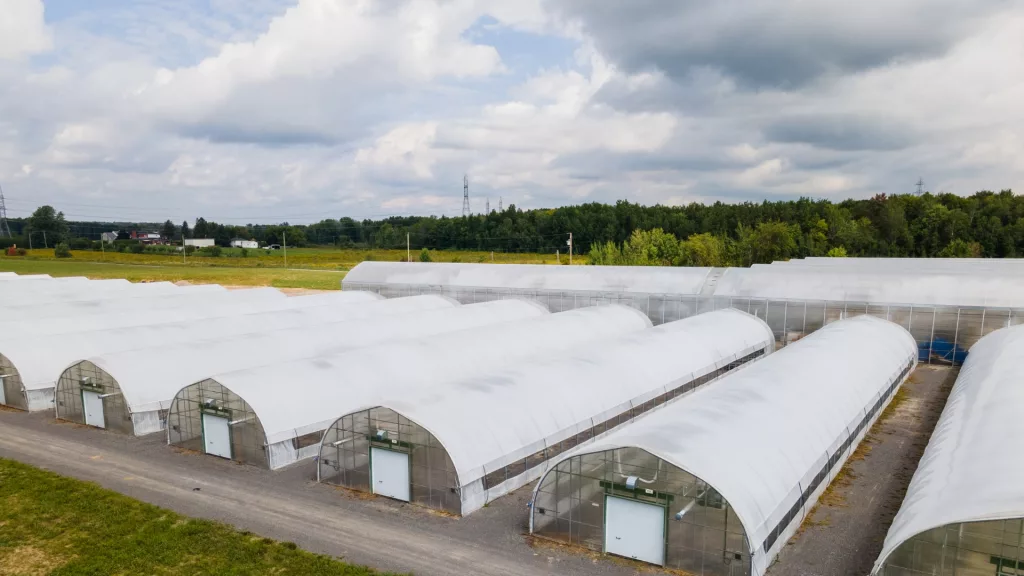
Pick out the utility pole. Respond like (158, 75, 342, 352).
(0, 184, 11, 238)
(43, 230, 47, 249)
(182, 233, 186, 264)
(567, 233, 573, 265)
(462, 174, 471, 217)
(283, 231, 288, 268)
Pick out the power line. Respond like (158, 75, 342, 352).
(0, 183, 11, 238)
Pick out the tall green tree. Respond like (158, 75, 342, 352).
(26, 205, 69, 247)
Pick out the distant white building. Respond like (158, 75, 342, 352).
(100, 232, 118, 244)
(231, 239, 259, 249)
(184, 238, 215, 248)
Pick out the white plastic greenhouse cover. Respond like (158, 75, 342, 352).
(533, 315, 917, 576)
(372, 308, 774, 513)
(714, 267, 1024, 307)
(873, 324, 1024, 573)
(0, 283, 221, 320)
(0, 287, 333, 338)
(201, 305, 651, 462)
(343, 261, 713, 294)
(7, 291, 396, 397)
(98, 299, 565, 435)
(0, 277, 127, 297)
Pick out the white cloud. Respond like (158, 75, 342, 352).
(0, 0, 1020, 222)
(0, 0, 51, 60)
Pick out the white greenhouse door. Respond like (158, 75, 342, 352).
(202, 413, 232, 459)
(82, 390, 105, 428)
(605, 496, 666, 566)
(370, 447, 410, 501)
(0, 380, 6, 405)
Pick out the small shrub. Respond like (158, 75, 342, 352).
(197, 246, 222, 257)
(184, 245, 196, 255)
(115, 244, 127, 253)
(418, 247, 432, 262)
(129, 243, 145, 254)
(239, 248, 249, 258)
(16, 248, 26, 256)
(54, 243, 72, 258)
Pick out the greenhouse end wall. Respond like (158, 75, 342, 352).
(345, 282, 1024, 365)
(55, 361, 135, 435)
(167, 379, 271, 468)
(879, 519, 1024, 575)
(0, 354, 27, 411)
(532, 447, 751, 576)
(318, 407, 462, 515)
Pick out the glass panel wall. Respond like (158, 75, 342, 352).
(882, 519, 1024, 575)
(55, 360, 133, 434)
(318, 407, 462, 515)
(0, 353, 25, 410)
(166, 379, 269, 468)
(533, 448, 751, 576)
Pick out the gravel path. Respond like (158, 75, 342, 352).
(767, 365, 957, 576)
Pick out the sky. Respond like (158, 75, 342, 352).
(0, 0, 1021, 224)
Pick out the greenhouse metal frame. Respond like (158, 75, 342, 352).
(530, 316, 918, 575)
(873, 324, 1024, 575)
(318, 309, 775, 515)
(165, 304, 649, 470)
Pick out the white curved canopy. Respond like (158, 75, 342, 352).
(874, 324, 1024, 572)
(8, 291, 392, 393)
(0, 277, 130, 304)
(715, 267, 1024, 307)
(379, 309, 774, 494)
(0, 283, 221, 320)
(535, 315, 917, 576)
(344, 261, 712, 295)
(96, 299, 555, 415)
(0, 287, 346, 337)
(204, 304, 651, 445)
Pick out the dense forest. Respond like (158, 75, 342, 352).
(5, 189, 1022, 266)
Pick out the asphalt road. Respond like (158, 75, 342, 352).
(0, 410, 645, 576)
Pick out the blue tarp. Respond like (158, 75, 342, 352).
(918, 338, 968, 364)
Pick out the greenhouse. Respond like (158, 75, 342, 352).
(317, 308, 774, 515)
(55, 297, 527, 435)
(530, 315, 917, 575)
(0, 287, 298, 338)
(0, 283, 221, 322)
(0, 277, 131, 304)
(166, 304, 649, 469)
(872, 324, 1024, 576)
(0, 291, 383, 412)
(342, 261, 715, 324)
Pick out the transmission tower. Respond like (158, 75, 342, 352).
(915, 178, 925, 195)
(486, 198, 490, 214)
(462, 174, 471, 217)
(0, 183, 11, 239)
(498, 196, 503, 212)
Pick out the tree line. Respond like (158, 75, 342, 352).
(5, 189, 1022, 264)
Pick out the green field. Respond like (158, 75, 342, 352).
(0, 458, 396, 575)
(0, 259, 347, 290)
(0, 247, 575, 289)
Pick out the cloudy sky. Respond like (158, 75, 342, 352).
(1, 0, 1021, 223)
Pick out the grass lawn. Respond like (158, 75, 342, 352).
(0, 458, 397, 575)
(0, 247, 579, 289)
(0, 259, 346, 290)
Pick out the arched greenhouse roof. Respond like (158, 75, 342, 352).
(873, 324, 1024, 573)
(10, 291, 384, 393)
(377, 308, 774, 494)
(716, 267, 1024, 307)
(343, 261, 713, 295)
(533, 315, 917, 576)
(202, 304, 650, 445)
